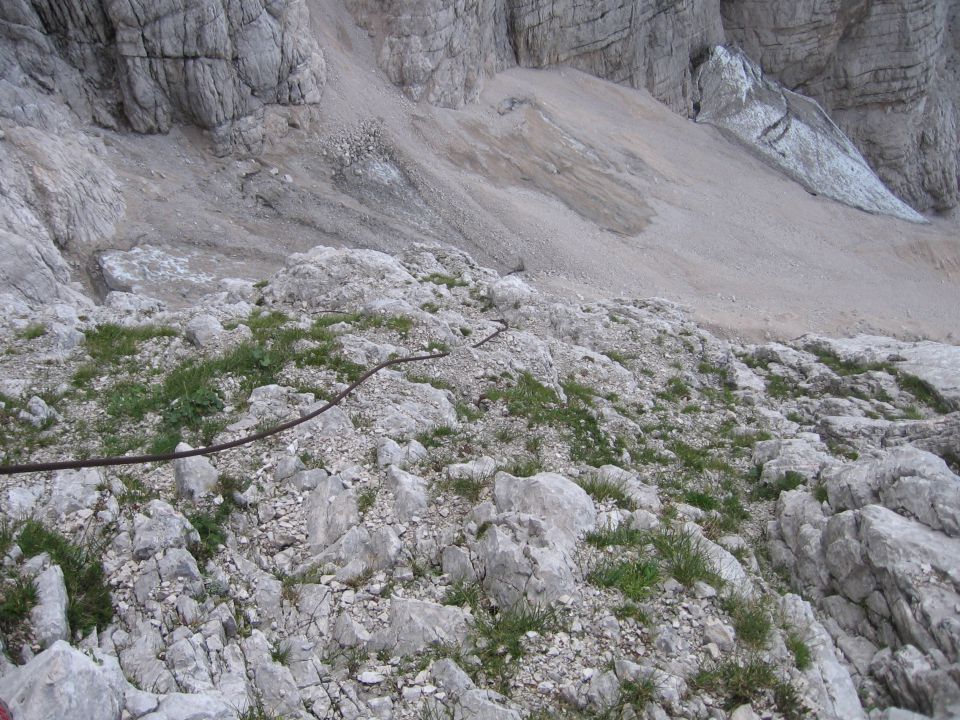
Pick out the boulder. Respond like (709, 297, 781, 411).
(374, 599, 471, 656)
(132, 500, 201, 560)
(0, 641, 127, 720)
(173, 444, 219, 501)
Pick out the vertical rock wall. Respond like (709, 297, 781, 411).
(0, 0, 326, 154)
(722, 0, 960, 211)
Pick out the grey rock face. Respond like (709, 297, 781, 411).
(29, 565, 69, 648)
(173, 443, 219, 501)
(0, 641, 127, 720)
(132, 500, 202, 560)
(492, 471, 596, 544)
(348, 0, 722, 114)
(722, 0, 959, 213)
(0, 0, 325, 155)
(374, 598, 472, 655)
(693, 46, 925, 222)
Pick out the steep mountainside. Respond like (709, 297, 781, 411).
(348, 0, 960, 213)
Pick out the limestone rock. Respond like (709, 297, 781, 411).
(374, 598, 471, 656)
(1, 0, 325, 156)
(492, 471, 596, 545)
(0, 641, 127, 720)
(722, 0, 960, 212)
(184, 314, 224, 348)
(693, 46, 925, 222)
(173, 443, 219, 501)
(386, 465, 429, 521)
(29, 565, 69, 649)
(305, 475, 359, 554)
(132, 500, 202, 560)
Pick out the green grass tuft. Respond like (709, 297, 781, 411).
(589, 558, 660, 601)
(652, 526, 720, 588)
(16, 520, 113, 635)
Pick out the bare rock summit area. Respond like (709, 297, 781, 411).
(1, 2, 960, 720)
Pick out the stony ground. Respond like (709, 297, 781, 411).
(0, 244, 958, 720)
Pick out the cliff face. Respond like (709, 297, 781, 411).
(0, 0, 326, 154)
(350, 0, 960, 212)
(347, 0, 724, 114)
(722, 0, 960, 212)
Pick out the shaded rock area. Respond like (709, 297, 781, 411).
(2, 243, 958, 718)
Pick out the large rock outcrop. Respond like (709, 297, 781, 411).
(347, 0, 724, 113)
(0, 0, 325, 155)
(721, 0, 960, 213)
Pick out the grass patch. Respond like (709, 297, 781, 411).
(668, 440, 732, 473)
(652, 526, 720, 588)
(188, 476, 245, 564)
(693, 656, 776, 709)
(17, 323, 46, 340)
(0, 576, 38, 642)
(766, 374, 802, 399)
(577, 476, 635, 510)
(487, 373, 625, 467)
(417, 425, 458, 449)
(898, 372, 951, 414)
(438, 472, 491, 502)
(813, 350, 893, 377)
(472, 603, 564, 693)
(786, 630, 812, 670)
(722, 595, 771, 649)
(443, 581, 482, 611)
(584, 524, 647, 548)
(423, 273, 468, 289)
(684, 490, 720, 512)
(589, 558, 660, 601)
(82, 323, 177, 365)
(657, 377, 691, 403)
(613, 602, 650, 625)
(16, 520, 113, 635)
(499, 455, 541, 477)
(750, 470, 805, 501)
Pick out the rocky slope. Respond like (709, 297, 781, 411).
(348, 0, 960, 213)
(1, 244, 959, 719)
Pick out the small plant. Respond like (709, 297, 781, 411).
(722, 594, 771, 649)
(786, 630, 812, 670)
(652, 526, 720, 588)
(618, 676, 657, 713)
(613, 602, 650, 624)
(657, 377, 691, 403)
(16, 520, 113, 635)
(416, 425, 458, 448)
(426, 340, 450, 353)
(0, 576, 38, 640)
(668, 440, 732, 473)
(897, 372, 951, 414)
(17, 323, 47, 340)
(693, 656, 778, 710)
(751, 470, 805, 501)
(577, 477, 635, 510)
(585, 524, 647, 549)
(813, 484, 829, 504)
(358, 486, 378, 514)
(443, 581, 482, 611)
(438, 471, 491, 502)
(589, 558, 660, 601)
(684, 490, 719, 512)
(499, 455, 541, 478)
(82, 322, 177, 364)
(471, 603, 564, 693)
(766, 374, 801, 399)
(270, 641, 291, 666)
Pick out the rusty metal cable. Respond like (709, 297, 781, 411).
(0, 320, 508, 476)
